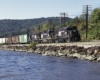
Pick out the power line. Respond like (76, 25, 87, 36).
(82, 5, 92, 41)
(60, 12, 68, 27)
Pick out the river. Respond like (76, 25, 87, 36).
(0, 50, 100, 80)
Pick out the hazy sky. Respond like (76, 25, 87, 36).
(0, 0, 99, 19)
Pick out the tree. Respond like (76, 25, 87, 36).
(90, 8, 100, 23)
(88, 8, 100, 39)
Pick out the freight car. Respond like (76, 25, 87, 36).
(5, 37, 12, 43)
(12, 36, 19, 43)
(0, 38, 6, 44)
(19, 34, 28, 43)
(0, 34, 29, 44)
(5, 36, 19, 44)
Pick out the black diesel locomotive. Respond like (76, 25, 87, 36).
(29, 26, 81, 43)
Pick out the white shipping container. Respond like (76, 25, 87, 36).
(0, 38, 5, 44)
(2, 38, 6, 43)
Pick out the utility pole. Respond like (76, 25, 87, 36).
(37, 25, 41, 38)
(82, 5, 92, 41)
(60, 12, 67, 27)
(48, 19, 53, 30)
(38, 25, 41, 33)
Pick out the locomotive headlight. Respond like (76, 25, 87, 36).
(65, 32, 67, 34)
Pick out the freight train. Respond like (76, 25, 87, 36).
(0, 26, 81, 44)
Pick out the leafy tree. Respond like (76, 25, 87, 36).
(88, 8, 100, 40)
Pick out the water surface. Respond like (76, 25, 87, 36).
(0, 50, 100, 80)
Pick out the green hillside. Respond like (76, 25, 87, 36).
(0, 17, 72, 37)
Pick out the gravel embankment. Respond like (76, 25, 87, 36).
(1, 41, 100, 62)
(37, 42, 100, 48)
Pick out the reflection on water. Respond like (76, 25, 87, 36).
(0, 50, 100, 80)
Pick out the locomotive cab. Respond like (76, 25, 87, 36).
(41, 29, 55, 43)
(29, 32, 41, 43)
(54, 27, 70, 42)
(54, 26, 80, 42)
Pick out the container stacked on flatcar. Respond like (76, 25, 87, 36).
(5, 37, 12, 44)
(0, 34, 29, 44)
(5, 36, 19, 44)
(12, 36, 19, 43)
(19, 34, 28, 43)
(0, 38, 6, 44)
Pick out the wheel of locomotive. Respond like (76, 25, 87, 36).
(52, 39, 54, 43)
(39, 40, 42, 43)
(64, 39, 68, 42)
(48, 39, 51, 43)
(50, 39, 52, 43)
(67, 38, 71, 42)
(41, 40, 43, 43)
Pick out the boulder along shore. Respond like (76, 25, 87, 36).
(1, 42, 100, 62)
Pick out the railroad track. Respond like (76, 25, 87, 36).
(37, 41, 100, 48)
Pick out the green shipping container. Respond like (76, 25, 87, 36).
(19, 34, 28, 43)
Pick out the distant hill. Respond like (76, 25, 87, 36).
(0, 17, 72, 37)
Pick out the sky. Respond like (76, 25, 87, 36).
(0, 0, 99, 19)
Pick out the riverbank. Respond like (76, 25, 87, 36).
(1, 42, 100, 62)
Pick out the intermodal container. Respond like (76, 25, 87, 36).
(19, 34, 28, 43)
(12, 36, 19, 43)
(5, 37, 12, 43)
(0, 38, 6, 44)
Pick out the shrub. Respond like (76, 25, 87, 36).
(28, 42, 37, 49)
(0, 43, 2, 46)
